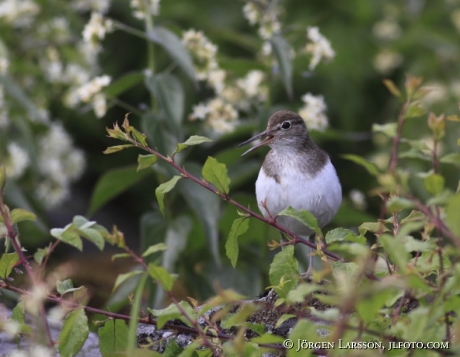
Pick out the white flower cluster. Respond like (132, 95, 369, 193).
(8, 345, 54, 357)
(373, 49, 403, 74)
(5, 143, 30, 179)
(242, 0, 281, 40)
(36, 122, 85, 208)
(349, 189, 367, 211)
(0, 0, 39, 28)
(182, 29, 218, 81)
(73, 75, 111, 118)
(82, 12, 113, 46)
(304, 27, 335, 70)
(298, 93, 329, 132)
(130, 0, 160, 19)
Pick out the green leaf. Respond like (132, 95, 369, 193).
(202, 157, 231, 194)
(148, 301, 195, 329)
(155, 175, 182, 216)
(356, 289, 394, 323)
(382, 79, 401, 97)
(127, 273, 148, 354)
(225, 217, 249, 268)
(325, 228, 362, 244)
(51, 226, 83, 251)
(446, 193, 460, 237)
(78, 227, 105, 250)
(379, 234, 408, 274)
(89, 165, 153, 216)
(174, 135, 213, 155)
(277, 206, 321, 235)
(33, 245, 49, 265)
(137, 154, 158, 171)
(104, 72, 144, 97)
(57, 279, 79, 295)
(98, 319, 129, 356)
(405, 101, 425, 119)
(287, 320, 317, 357)
(440, 152, 460, 165)
(58, 308, 89, 357)
(10, 208, 36, 224)
(269, 246, 299, 298)
(111, 253, 131, 261)
(11, 301, 25, 324)
(113, 270, 144, 292)
(358, 222, 388, 235)
(270, 35, 293, 99)
(148, 26, 196, 82)
(0, 252, 19, 279)
(423, 173, 445, 196)
(275, 314, 296, 328)
(164, 340, 183, 357)
(386, 196, 414, 213)
(142, 242, 168, 257)
(287, 283, 321, 303)
(103, 144, 135, 154)
(342, 154, 380, 176)
(146, 73, 184, 134)
(372, 123, 397, 137)
(177, 163, 221, 266)
(148, 263, 176, 291)
(0, 166, 5, 192)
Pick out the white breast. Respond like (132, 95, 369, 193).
(255, 157, 342, 236)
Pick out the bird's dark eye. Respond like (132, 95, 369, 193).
(281, 121, 291, 130)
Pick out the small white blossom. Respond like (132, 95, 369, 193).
(373, 49, 403, 74)
(242, 0, 281, 40)
(82, 12, 113, 44)
(76, 75, 111, 103)
(0, 58, 9, 75)
(236, 70, 267, 99)
(421, 82, 448, 106)
(6, 143, 30, 179)
(0, 0, 40, 28)
(242, 3, 261, 25)
(130, 0, 160, 19)
(190, 103, 210, 120)
(182, 29, 218, 80)
(3, 320, 21, 336)
(36, 180, 71, 208)
(23, 284, 48, 316)
(190, 98, 238, 135)
(63, 63, 91, 86)
(207, 69, 227, 94)
(305, 27, 335, 70)
(349, 189, 367, 211)
(298, 93, 329, 132)
(92, 92, 108, 118)
(373, 19, 401, 40)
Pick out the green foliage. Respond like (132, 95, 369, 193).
(58, 308, 89, 357)
(268, 246, 299, 299)
(155, 175, 182, 216)
(277, 206, 321, 236)
(202, 157, 231, 194)
(225, 217, 250, 268)
(0, 252, 19, 279)
(98, 319, 129, 356)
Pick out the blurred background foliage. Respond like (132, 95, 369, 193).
(1, 0, 460, 310)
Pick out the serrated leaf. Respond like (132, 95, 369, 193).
(33, 244, 50, 265)
(148, 263, 176, 291)
(202, 156, 231, 194)
(113, 270, 144, 292)
(446, 193, 460, 237)
(103, 145, 135, 154)
(342, 154, 380, 176)
(440, 152, 460, 165)
(142, 242, 168, 257)
(225, 217, 249, 268)
(98, 319, 129, 356)
(89, 165, 153, 215)
(155, 175, 182, 216)
(277, 206, 321, 235)
(174, 135, 213, 154)
(146, 73, 184, 134)
(382, 79, 401, 97)
(0, 252, 19, 279)
(10, 208, 36, 224)
(269, 246, 299, 298)
(104, 72, 144, 97)
(58, 308, 89, 357)
(148, 26, 196, 82)
(325, 228, 359, 244)
(57, 279, 78, 295)
(358, 222, 388, 235)
(372, 123, 397, 137)
(137, 154, 158, 171)
(423, 173, 444, 196)
(270, 35, 293, 99)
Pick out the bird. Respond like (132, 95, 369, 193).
(238, 110, 342, 272)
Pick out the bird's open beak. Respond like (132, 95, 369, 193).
(238, 130, 274, 156)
